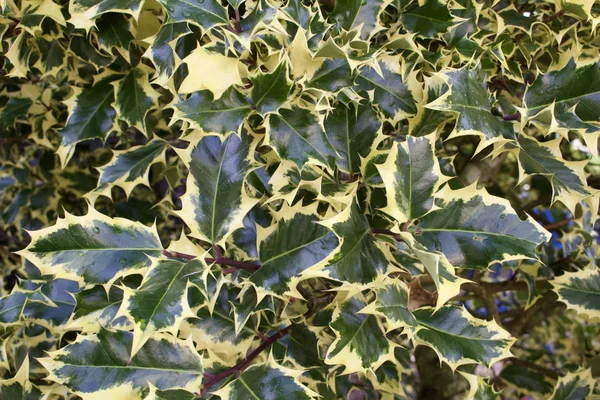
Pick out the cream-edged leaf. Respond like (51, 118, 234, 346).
(551, 268, 600, 320)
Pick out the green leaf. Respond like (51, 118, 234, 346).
(59, 82, 116, 165)
(286, 323, 322, 368)
(92, 140, 168, 199)
(399, 0, 454, 38)
(0, 97, 33, 127)
(319, 201, 389, 284)
(551, 268, 600, 320)
(413, 305, 515, 369)
(326, 295, 391, 374)
(113, 68, 158, 133)
(250, 212, 339, 296)
(282, 0, 313, 27)
(324, 102, 381, 175)
(173, 88, 252, 135)
(499, 365, 554, 395)
(549, 369, 595, 400)
(178, 133, 257, 246)
(70, 285, 127, 332)
(361, 279, 416, 331)
(378, 134, 446, 222)
(123, 258, 206, 354)
(356, 58, 417, 120)
(268, 107, 337, 170)
(525, 60, 600, 127)
(413, 185, 550, 269)
(158, 0, 229, 29)
(515, 134, 593, 211)
(0, 291, 27, 325)
(461, 373, 501, 400)
(329, 0, 388, 39)
(144, 22, 191, 85)
(426, 67, 514, 145)
(307, 58, 354, 92)
(250, 61, 293, 116)
(18, 209, 163, 286)
(22, 279, 78, 328)
(40, 329, 203, 399)
(214, 363, 314, 399)
(95, 14, 134, 54)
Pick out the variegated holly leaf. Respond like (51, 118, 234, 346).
(91, 140, 168, 199)
(18, 209, 163, 286)
(0, 291, 28, 325)
(324, 102, 381, 175)
(214, 362, 315, 399)
(58, 82, 117, 165)
(326, 295, 392, 374)
(69, 285, 128, 332)
(179, 47, 243, 98)
(499, 365, 554, 396)
(551, 268, 600, 320)
(413, 306, 515, 369)
(319, 201, 389, 284)
(250, 213, 339, 296)
(307, 58, 354, 93)
(461, 373, 501, 400)
(0, 358, 43, 399)
(68, 0, 143, 30)
(413, 185, 550, 269)
(361, 279, 417, 332)
(515, 134, 593, 211)
(40, 329, 203, 399)
(399, 0, 454, 38)
(525, 60, 600, 131)
(145, 387, 196, 400)
(250, 61, 293, 116)
(548, 368, 595, 400)
(329, 0, 389, 39)
(426, 67, 514, 146)
(159, 0, 229, 29)
(378, 134, 446, 222)
(113, 68, 158, 133)
(172, 88, 252, 135)
(177, 133, 257, 246)
(356, 58, 417, 120)
(21, 278, 78, 328)
(122, 258, 207, 354)
(268, 107, 337, 170)
(144, 22, 190, 85)
(286, 323, 322, 368)
(0, 97, 32, 127)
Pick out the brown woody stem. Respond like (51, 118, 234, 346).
(161, 249, 260, 272)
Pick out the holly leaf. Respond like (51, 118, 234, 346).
(69, 285, 128, 332)
(0, 97, 32, 127)
(91, 140, 168, 199)
(325, 295, 392, 374)
(122, 258, 206, 354)
(214, 362, 315, 399)
(413, 306, 515, 369)
(525, 59, 600, 130)
(307, 58, 354, 93)
(250, 212, 339, 296)
(58, 82, 116, 165)
(172, 88, 252, 135)
(0, 291, 28, 325)
(360, 279, 417, 331)
(18, 209, 163, 286)
(250, 61, 293, 116)
(268, 107, 337, 170)
(318, 201, 389, 284)
(426, 67, 514, 147)
(356, 58, 417, 120)
(413, 185, 550, 269)
(378, 134, 446, 222)
(158, 0, 229, 29)
(549, 369, 595, 400)
(177, 133, 257, 246)
(399, 0, 454, 38)
(113, 68, 158, 133)
(324, 102, 381, 175)
(144, 22, 191, 85)
(551, 268, 600, 320)
(69, 0, 143, 30)
(0, 358, 43, 400)
(329, 0, 389, 39)
(286, 323, 322, 368)
(40, 329, 204, 399)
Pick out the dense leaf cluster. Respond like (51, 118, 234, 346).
(1, 0, 600, 398)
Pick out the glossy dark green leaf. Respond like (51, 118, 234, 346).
(71, 285, 126, 331)
(356, 62, 417, 119)
(250, 213, 339, 295)
(40, 329, 203, 398)
(179, 133, 256, 245)
(323, 201, 388, 284)
(95, 14, 134, 52)
(287, 323, 322, 368)
(0, 97, 33, 127)
(250, 61, 292, 116)
(269, 107, 337, 170)
(400, 0, 454, 38)
(307, 58, 354, 92)
(324, 102, 381, 175)
(159, 0, 229, 29)
(145, 22, 191, 83)
(114, 68, 157, 132)
(364, 280, 416, 330)
(173, 88, 251, 135)
(329, 0, 386, 39)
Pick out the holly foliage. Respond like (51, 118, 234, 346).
(1, 0, 600, 398)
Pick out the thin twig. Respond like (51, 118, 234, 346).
(162, 249, 260, 272)
(543, 217, 574, 230)
(199, 325, 292, 396)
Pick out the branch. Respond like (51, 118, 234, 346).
(200, 325, 292, 396)
(508, 358, 560, 379)
(162, 250, 260, 272)
(506, 292, 561, 336)
(543, 217, 574, 231)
